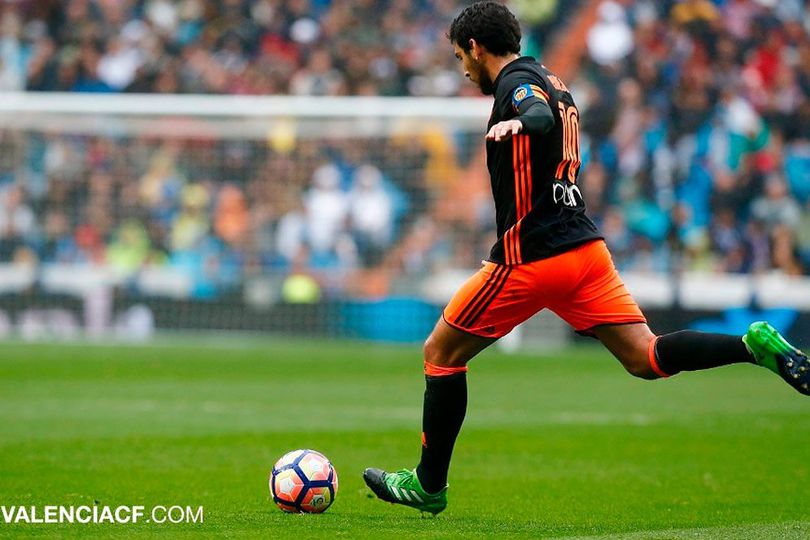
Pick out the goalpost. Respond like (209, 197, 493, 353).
(0, 92, 522, 343)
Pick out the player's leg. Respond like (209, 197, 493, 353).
(364, 262, 538, 514)
(594, 321, 809, 394)
(417, 318, 494, 491)
(591, 322, 658, 379)
(549, 240, 808, 394)
(423, 315, 496, 369)
(364, 319, 493, 514)
(593, 322, 754, 379)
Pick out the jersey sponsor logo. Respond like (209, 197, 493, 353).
(552, 181, 584, 207)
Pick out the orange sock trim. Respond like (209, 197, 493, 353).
(424, 361, 468, 377)
(647, 336, 670, 378)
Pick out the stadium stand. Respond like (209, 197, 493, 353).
(0, 1, 806, 339)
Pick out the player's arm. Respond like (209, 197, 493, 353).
(486, 102, 554, 141)
(487, 80, 555, 142)
(516, 101, 554, 134)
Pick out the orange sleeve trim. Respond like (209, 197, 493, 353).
(529, 84, 549, 102)
(523, 135, 532, 215)
(424, 361, 468, 377)
(647, 336, 670, 378)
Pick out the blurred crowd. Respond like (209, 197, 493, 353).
(0, 0, 807, 301)
(0, 0, 516, 96)
(577, 0, 809, 275)
(0, 0, 577, 96)
(0, 130, 443, 299)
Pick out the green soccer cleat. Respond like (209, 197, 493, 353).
(744, 321, 809, 396)
(363, 468, 447, 515)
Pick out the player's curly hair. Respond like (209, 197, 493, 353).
(448, 1, 521, 56)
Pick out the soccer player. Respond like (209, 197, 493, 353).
(363, 1, 808, 515)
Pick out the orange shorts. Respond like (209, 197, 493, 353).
(443, 240, 645, 338)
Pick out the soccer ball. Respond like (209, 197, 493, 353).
(270, 449, 338, 513)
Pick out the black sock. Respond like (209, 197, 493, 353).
(415, 372, 467, 493)
(655, 330, 753, 376)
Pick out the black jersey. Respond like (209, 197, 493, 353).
(485, 56, 601, 265)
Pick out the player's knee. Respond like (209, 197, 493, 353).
(423, 336, 451, 367)
(423, 335, 467, 368)
(621, 356, 658, 380)
(619, 339, 659, 380)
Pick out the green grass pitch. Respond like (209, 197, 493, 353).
(0, 338, 808, 539)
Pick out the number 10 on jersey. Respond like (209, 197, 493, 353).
(555, 102, 581, 184)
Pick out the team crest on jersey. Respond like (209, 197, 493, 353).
(512, 83, 548, 112)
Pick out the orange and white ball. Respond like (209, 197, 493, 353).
(270, 449, 338, 513)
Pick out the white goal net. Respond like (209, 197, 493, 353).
(0, 92, 509, 342)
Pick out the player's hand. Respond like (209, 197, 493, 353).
(486, 120, 523, 142)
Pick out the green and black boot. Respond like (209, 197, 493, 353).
(744, 321, 809, 395)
